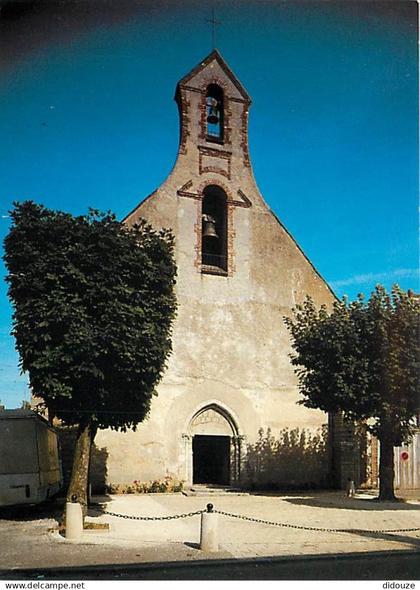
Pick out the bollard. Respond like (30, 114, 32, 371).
(200, 503, 219, 552)
(66, 495, 83, 539)
(346, 478, 356, 498)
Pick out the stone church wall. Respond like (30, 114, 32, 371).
(94, 51, 337, 489)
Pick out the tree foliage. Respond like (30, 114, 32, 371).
(285, 285, 419, 500)
(4, 201, 177, 510)
(4, 201, 177, 430)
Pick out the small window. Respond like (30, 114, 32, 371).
(201, 185, 227, 272)
(206, 84, 224, 143)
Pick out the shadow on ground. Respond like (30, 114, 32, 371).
(1, 550, 419, 580)
(346, 529, 420, 550)
(0, 498, 64, 523)
(184, 542, 200, 550)
(283, 492, 420, 511)
(0, 493, 112, 523)
(86, 495, 114, 518)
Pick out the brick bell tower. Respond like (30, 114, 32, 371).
(172, 49, 253, 279)
(98, 50, 335, 488)
(125, 50, 256, 278)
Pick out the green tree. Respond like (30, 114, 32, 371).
(4, 201, 177, 510)
(284, 285, 419, 501)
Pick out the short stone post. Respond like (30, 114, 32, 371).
(346, 478, 356, 498)
(66, 495, 83, 539)
(200, 503, 219, 552)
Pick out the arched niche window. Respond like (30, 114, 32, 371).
(206, 84, 224, 143)
(201, 185, 228, 273)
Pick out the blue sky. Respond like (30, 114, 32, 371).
(0, 1, 418, 408)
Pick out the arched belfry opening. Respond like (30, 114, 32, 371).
(206, 83, 224, 142)
(184, 404, 243, 486)
(201, 185, 228, 272)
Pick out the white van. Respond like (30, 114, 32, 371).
(0, 409, 62, 507)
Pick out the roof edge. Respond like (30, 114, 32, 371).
(122, 190, 158, 224)
(269, 209, 339, 303)
(176, 49, 251, 103)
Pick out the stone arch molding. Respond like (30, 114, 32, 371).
(185, 400, 241, 437)
(182, 400, 244, 485)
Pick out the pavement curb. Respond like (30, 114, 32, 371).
(1, 548, 419, 580)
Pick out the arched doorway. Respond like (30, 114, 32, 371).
(193, 435, 230, 485)
(184, 403, 242, 486)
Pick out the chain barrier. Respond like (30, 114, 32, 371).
(89, 504, 420, 534)
(213, 509, 420, 534)
(90, 506, 205, 521)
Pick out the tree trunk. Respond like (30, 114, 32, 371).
(378, 436, 397, 501)
(66, 420, 96, 516)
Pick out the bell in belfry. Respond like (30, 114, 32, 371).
(206, 96, 219, 125)
(202, 214, 219, 239)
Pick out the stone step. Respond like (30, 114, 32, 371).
(182, 485, 249, 497)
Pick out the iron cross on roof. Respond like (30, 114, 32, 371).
(206, 7, 221, 50)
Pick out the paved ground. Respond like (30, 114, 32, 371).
(4, 551, 420, 580)
(0, 490, 419, 574)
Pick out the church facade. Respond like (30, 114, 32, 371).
(95, 51, 337, 488)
